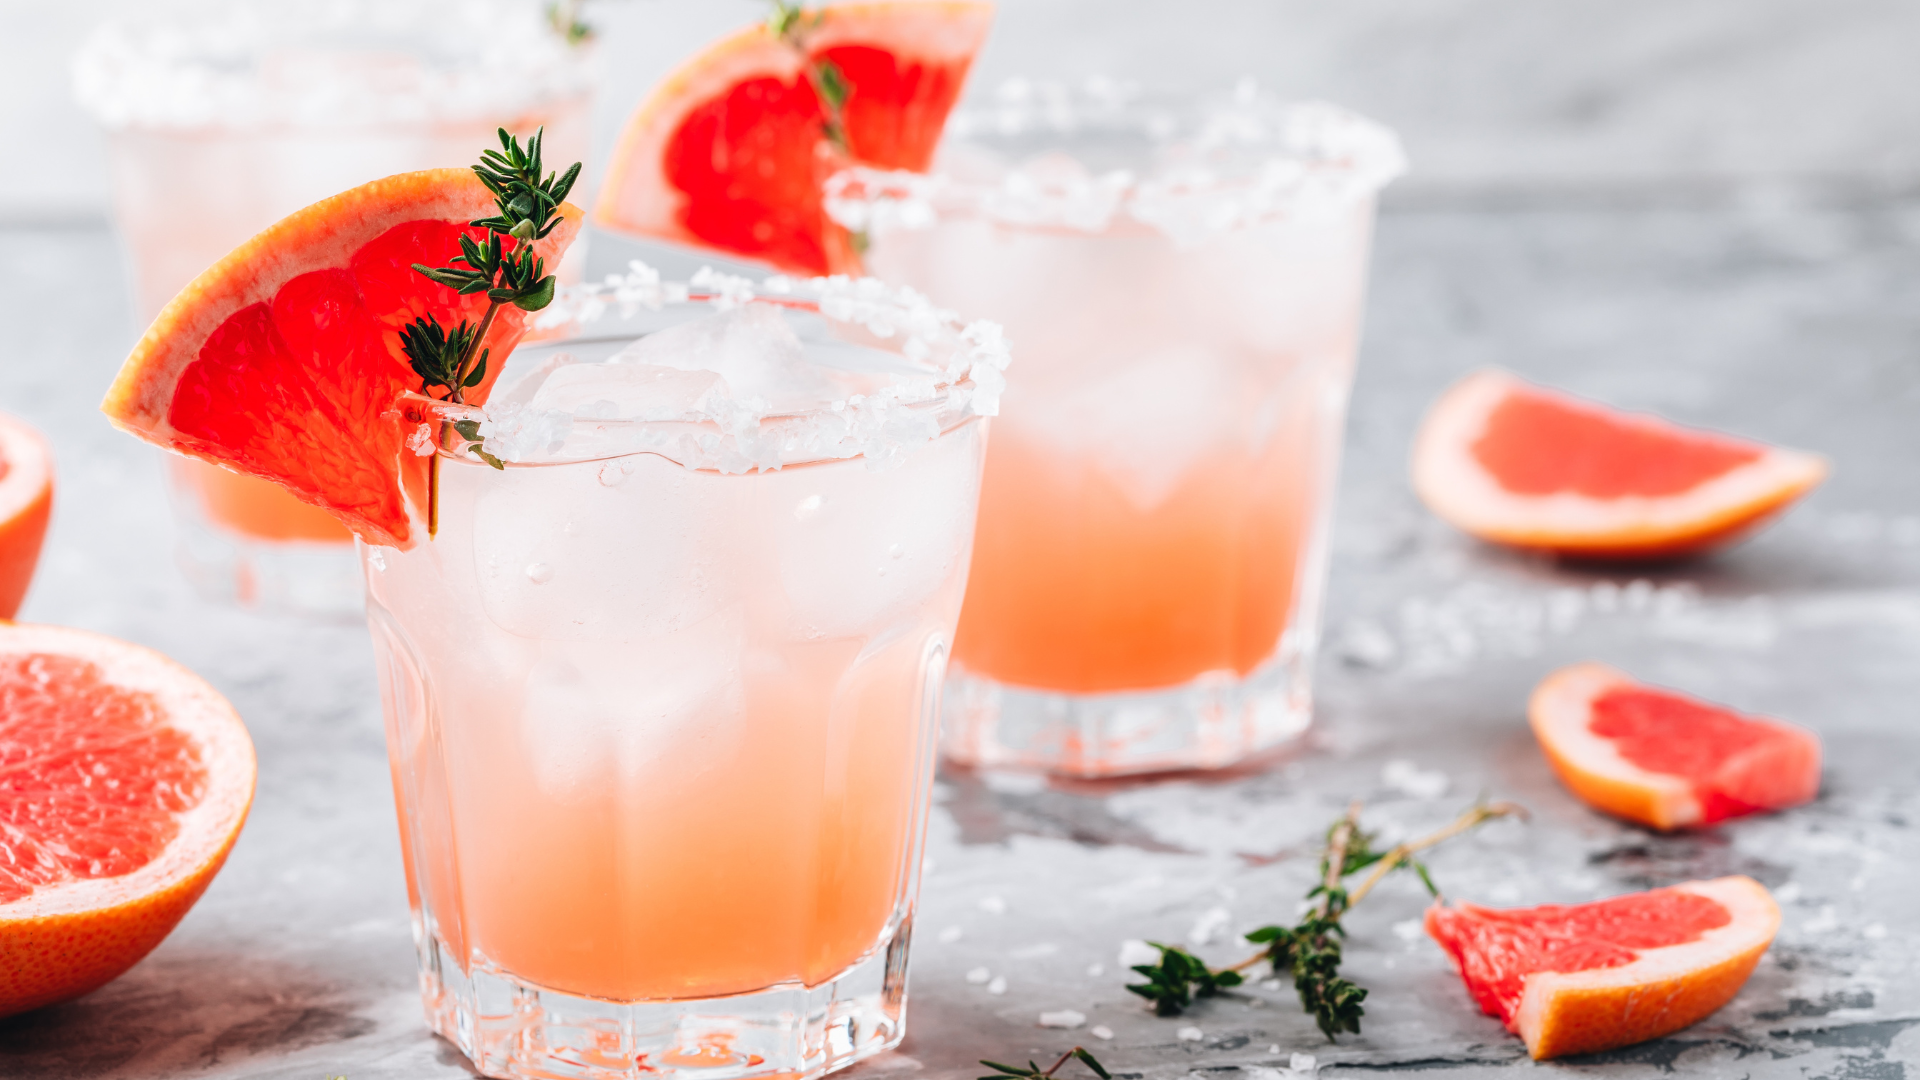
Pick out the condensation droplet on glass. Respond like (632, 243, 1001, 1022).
(888, 543, 905, 560)
(794, 494, 825, 522)
(367, 550, 387, 572)
(525, 562, 553, 584)
(598, 461, 628, 487)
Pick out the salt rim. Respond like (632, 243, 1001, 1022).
(73, 0, 592, 132)
(435, 262, 1009, 474)
(825, 79, 1406, 245)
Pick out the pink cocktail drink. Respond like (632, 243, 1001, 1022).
(76, 0, 593, 617)
(363, 271, 1005, 1080)
(836, 87, 1403, 775)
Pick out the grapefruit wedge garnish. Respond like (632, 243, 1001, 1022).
(1426, 876, 1778, 1060)
(1412, 369, 1827, 559)
(1530, 662, 1821, 831)
(0, 623, 254, 1016)
(596, 1, 993, 275)
(100, 169, 581, 549)
(0, 413, 53, 618)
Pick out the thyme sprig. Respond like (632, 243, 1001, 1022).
(1126, 800, 1525, 1041)
(769, 1, 853, 153)
(980, 1047, 1111, 1080)
(399, 127, 579, 531)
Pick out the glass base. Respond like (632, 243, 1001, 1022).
(174, 521, 364, 620)
(941, 637, 1316, 777)
(414, 915, 915, 1080)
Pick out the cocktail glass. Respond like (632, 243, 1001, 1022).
(362, 269, 1005, 1080)
(829, 82, 1404, 776)
(75, 0, 594, 618)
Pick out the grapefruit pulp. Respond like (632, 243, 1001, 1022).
(1412, 369, 1826, 559)
(1530, 662, 1820, 831)
(0, 413, 53, 618)
(596, 1, 993, 275)
(1426, 876, 1779, 1060)
(101, 169, 582, 549)
(0, 623, 255, 1016)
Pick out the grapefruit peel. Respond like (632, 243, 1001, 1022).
(1412, 369, 1827, 559)
(100, 168, 581, 549)
(1427, 876, 1779, 1060)
(0, 623, 255, 1016)
(0, 414, 53, 619)
(595, 1, 992, 275)
(1530, 662, 1821, 831)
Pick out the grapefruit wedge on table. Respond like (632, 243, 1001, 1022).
(0, 413, 53, 618)
(101, 169, 582, 549)
(1426, 876, 1779, 1060)
(1413, 369, 1827, 559)
(1, 623, 254, 1016)
(1531, 662, 1821, 831)
(597, 1, 993, 275)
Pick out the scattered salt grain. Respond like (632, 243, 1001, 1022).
(1118, 939, 1160, 968)
(1775, 882, 1803, 904)
(1382, 759, 1449, 799)
(1086, 963, 1105, 977)
(979, 895, 1008, 915)
(938, 926, 963, 944)
(966, 967, 991, 985)
(1187, 905, 1231, 946)
(1011, 943, 1059, 959)
(1177, 1026, 1204, 1042)
(987, 976, 1008, 995)
(1038, 1010, 1086, 1029)
(1804, 905, 1839, 933)
(1391, 918, 1425, 943)
(1091, 1026, 1115, 1041)
(1865, 923, 1888, 940)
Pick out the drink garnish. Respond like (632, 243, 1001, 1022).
(1127, 800, 1526, 1040)
(768, 1, 853, 154)
(979, 1047, 1111, 1080)
(399, 127, 580, 528)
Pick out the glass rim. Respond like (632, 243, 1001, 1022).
(407, 263, 1009, 474)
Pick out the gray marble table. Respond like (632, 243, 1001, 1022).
(1, 196, 1915, 1079)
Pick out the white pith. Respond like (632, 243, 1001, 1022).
(595, 1, 995, 239)
(1512, 876, 1780, 1051)
(0, 624, 255, 921)
(1412, 369, 1827, 550)
(1530, 661, 1700, 827)
(0, 415, 52, 525)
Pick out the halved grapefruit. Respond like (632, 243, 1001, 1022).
(1425, 876, 1778, 1060)
(1412, 369, 1827, 559)
(0, 414, 53, 619)
(596, 1, 993, 275)
(100, 169, 581, 549)
(1530, 662, 1820, 831)
(0, 623, 255, 1016)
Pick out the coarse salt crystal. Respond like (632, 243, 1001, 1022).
(1118, 939, 1160, 968)
(979, 895, 1008, 914)
(1086, 963, 1105, 977)
(1037, 1010, 1086, 1029)
(1177, 1026, 1203, 1042)
(938, 926, 964, 944)
(987, 976, 1008, 995)
(965, 967, 991, 985)
(1090, 1025, 1114, 1041)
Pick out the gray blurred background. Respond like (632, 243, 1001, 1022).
(9, 0, 1920, 225)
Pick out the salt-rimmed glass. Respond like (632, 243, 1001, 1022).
(828, 81, 1404, 776)
(74, 0, 594, 619)
(362, 268, 1005, 1080)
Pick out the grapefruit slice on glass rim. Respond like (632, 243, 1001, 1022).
(1425, 876, 1779, 1060)
(0, 623, 255, 1016)
(595, 1, 993, 276)
(0, 413, 53, 618)
(1530, 662, 1821, 831)
(1412, 369, 1827, 559)
(100, 168, 581, 550)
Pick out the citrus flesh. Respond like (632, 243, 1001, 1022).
(1412, 369, 1826, 559)
(0, 414, 53, 619)
(0, 623, 254, 1016)
(1426, 875, 1779, 1059)
(1530, 662, 1821, 830)
(596, 2, 992, 276)
(101, 169, 582, 550)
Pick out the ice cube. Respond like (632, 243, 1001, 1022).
(610, 303, 837, 414)
(530, 362, 726, 421)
